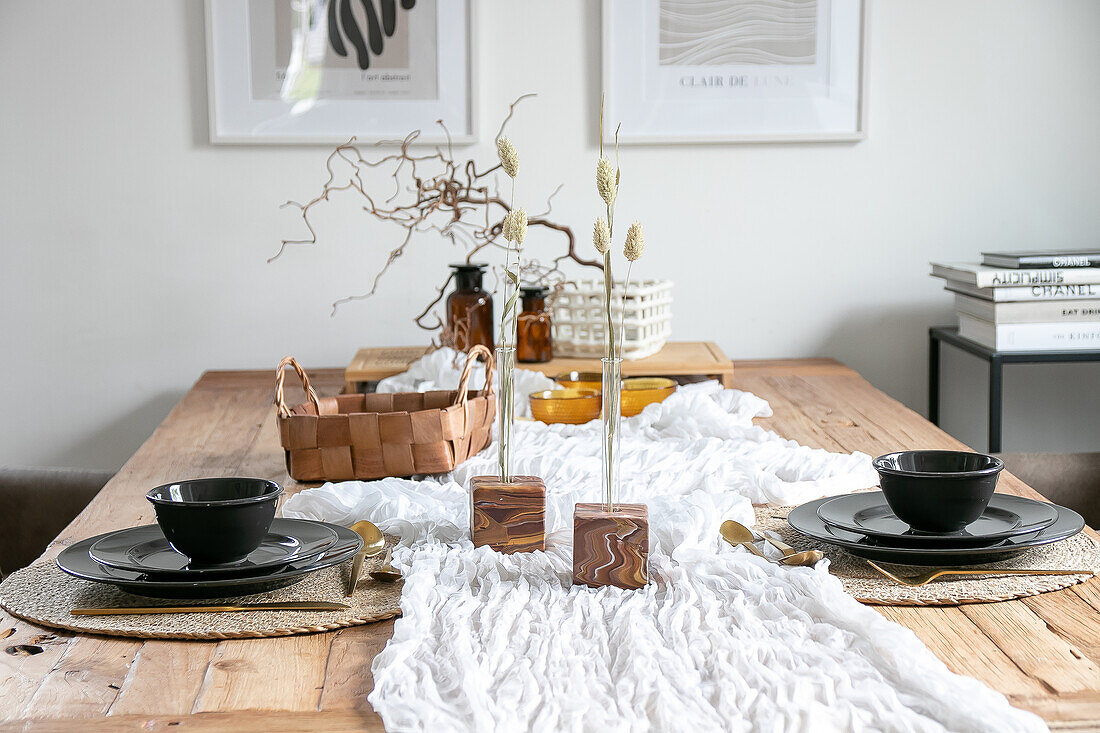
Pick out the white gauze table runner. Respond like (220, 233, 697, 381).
(284, 351, 1046, 733)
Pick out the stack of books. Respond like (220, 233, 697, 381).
(930, 250, 1100, 351)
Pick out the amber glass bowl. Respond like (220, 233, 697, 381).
(621, 377, 677, 417)
(554, 371, 603, 392)
(529, 389, 601, 425)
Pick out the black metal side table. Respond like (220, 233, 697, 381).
(929, 326, 1100, 452)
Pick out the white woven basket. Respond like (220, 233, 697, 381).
(552, 279, 673, 360)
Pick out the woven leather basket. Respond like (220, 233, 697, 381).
(274, 346, 496, 482)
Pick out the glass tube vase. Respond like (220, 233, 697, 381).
(496, 346, 516, 482)
(601, 356, 622, 510)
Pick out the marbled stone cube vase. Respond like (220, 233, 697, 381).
(470, 475, 546, 553)
(572, 503, 649, 589)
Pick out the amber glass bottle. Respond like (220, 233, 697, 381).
(517, 286, 552, 363)
(446, 264, 494, 351)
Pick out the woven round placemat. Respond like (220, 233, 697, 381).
(756, 506, 1100, 605)
(0, 536, 403, 640)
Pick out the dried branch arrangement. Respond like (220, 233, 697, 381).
(271, 94, 602, 345)
(593, 99, 647, 512)
(495, 136, 525, 481)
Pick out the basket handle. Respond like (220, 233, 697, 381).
(274, 356, 321, 418)
(453, 344, 495, 409)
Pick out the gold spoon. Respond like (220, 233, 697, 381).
(346, 520, 386, 596)
(719, 520, 768, 559)
(720, 520, 823, 567)
(867, 560, 1095, 587)
(369, 548, 402, 582)
(721, 519, 799, 557)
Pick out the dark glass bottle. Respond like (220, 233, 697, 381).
(517, 286, 552, 363)
(446, 264, 494, 351)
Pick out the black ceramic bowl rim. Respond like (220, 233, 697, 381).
(872, 450, 1004, 480)
(146, 478, 283, 508)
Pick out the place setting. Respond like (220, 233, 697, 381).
(764, 449, 1098, 605)
(0, 478, 404, 639)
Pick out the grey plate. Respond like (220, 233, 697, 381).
(816, 492, 1059, 547)
(57, 520, 361, 598)
(789, 497, 1084, 566)
(88, 520, 339, 576)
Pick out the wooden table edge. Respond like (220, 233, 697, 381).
(7, 710, 384, 732)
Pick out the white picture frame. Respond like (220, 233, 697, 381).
(205, 0, 477, 145)
(603, 0, 869, 144)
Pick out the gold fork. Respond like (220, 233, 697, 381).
(867, 560, 1096, 587)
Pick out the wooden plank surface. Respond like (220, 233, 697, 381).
(343, 341, 736, 390)
(1, 359, 1096, 730)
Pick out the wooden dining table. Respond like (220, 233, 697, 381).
(1, 359, 1098, 731)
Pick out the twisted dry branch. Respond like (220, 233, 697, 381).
(272, 95, 601, 340)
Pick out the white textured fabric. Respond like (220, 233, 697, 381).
(285, 373, 1046, 732)
(377, 346, 557, 418)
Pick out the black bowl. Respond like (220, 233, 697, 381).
(872, 451, 1004, 533)
(146, 478, 283, 564)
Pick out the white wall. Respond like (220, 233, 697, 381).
(2, 0, 1098, 471)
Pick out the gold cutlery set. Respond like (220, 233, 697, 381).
(720, 520, 823, 567)
(720, 519, 1093, 585)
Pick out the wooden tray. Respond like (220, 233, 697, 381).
(345, 341, 734, 392)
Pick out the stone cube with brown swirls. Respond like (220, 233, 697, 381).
(470, 475, 546, 554)
(572, 503, 649, 590)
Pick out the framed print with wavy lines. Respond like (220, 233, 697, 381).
(603, 0, 868, 144)
(206, 0, 475, 144)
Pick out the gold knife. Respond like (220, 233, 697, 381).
(71, 601, 349, 616)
